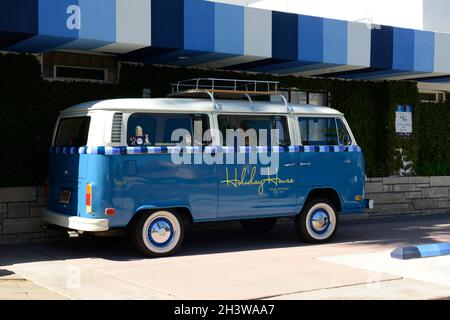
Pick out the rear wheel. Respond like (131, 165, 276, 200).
(130, 210, 184, 257)
(295, 198, 338, 243)
(240, 218, 277, 234)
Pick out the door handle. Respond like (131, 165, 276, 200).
(284, 162, 296, 167)
(300, 162, 311, 167)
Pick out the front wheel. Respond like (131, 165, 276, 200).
(131, 210, 184, 257)
(295, 198, 338, 243)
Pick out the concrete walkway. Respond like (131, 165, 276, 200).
(0, 269, 67, 300)
(0, 214, 450, 300)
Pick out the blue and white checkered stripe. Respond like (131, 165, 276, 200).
(49, 145, 362, 155)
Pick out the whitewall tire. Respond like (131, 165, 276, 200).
(295, 198, 338, 243)
(131, 210, 184, 257)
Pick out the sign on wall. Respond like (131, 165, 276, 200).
(395, 105, 413, 136)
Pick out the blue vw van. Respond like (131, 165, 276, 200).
(43, 79, 373, 257)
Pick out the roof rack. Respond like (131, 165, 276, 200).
(168, 78, 290, 111)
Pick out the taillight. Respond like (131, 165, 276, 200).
(86, 183, 92, 214)
(105, 208, 116, 216)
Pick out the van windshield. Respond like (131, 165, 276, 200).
(54, 116, 90, 147)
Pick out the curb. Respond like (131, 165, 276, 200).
(391, 242, 450, 260)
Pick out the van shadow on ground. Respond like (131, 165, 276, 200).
(0, 214, 449, 266)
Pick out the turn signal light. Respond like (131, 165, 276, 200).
(86, 183, 92, 214)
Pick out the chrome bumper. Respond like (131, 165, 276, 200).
(42, 209, 109, 232)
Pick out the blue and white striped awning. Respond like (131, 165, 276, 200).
(1, 0, 449, 83)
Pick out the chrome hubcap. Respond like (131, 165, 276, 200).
(311, 210, 329, 232)
(149, 218, 173, 246)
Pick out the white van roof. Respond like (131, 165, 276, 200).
(61, 98, 343, 116)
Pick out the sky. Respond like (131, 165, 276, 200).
(212, 0, 425, 30)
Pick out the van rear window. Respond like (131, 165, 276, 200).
(54, 117, 90, 147)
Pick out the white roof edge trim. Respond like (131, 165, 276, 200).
(60, 98, 343, 116)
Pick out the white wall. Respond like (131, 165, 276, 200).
(213, 0, 450, 34)
(214, 0, 450, 34)
(209, 0, 262, 6)
(418, 82, 450, 93)
(423, 0, 450, 33)
(250, 0, 424, 30)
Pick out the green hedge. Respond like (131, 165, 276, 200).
(0, 53, 442, 187)
(415, 98, 450, 175)
(0, 54, 133, 187)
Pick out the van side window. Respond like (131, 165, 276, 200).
(218, 115, 290, 147)
(54, 117, 90, 147)
(299, 117, 339, 146)
(336, 118, 352, 146)
(127, 113, 210, 147)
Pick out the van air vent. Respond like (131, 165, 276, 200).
(111, 113, 123, 143)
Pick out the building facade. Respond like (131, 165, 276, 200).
(0, 0, 449, 94)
